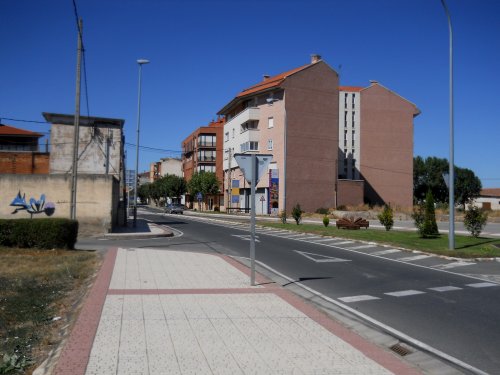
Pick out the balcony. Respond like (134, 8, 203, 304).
(239, 128, 260, 144)
(226, 107, 260, 129)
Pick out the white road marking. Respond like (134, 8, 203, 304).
(333, 241, 354, 245)
(338, 295, 380, 303)
(231, 234, 260, 242)
(310, 238, 339, 243)
(295, 250, 351, 263)
(433, 262, 475, 270)
(348, 244, 376, 250)
(466, 282, 498, 288)
(384, 290, 426, 297)
(428, 286, 463, 292)
(371, 249, 400, 255)
(398, 254, 433, 262)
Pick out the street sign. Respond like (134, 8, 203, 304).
(196, 192, 203, 201)
(233, 153, 273, 184)
(260, 196, 265, 202)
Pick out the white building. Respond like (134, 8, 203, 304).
(338, 87, 361, 180)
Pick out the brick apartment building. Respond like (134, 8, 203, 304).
(0, 123, 49, 174)
(181, 118, 225, 208)
(213, 55, 419, 213)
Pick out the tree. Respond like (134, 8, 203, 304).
(454, 167, 482, 209)
(187, 172, 220, 208)
(137, 183, 150, 203)
(413, 190, 439, 238)
(158, 174, 187, 202)
(413, 156, 482, 207)
(464, 206, 488, 238)
(378, 204, 394, 231)
(291, 203, 303, 225)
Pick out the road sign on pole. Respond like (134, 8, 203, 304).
(233, 153, 273, 286)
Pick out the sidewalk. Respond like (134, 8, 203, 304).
(104, 218, 173, 239)
(52, 246, 422, 374)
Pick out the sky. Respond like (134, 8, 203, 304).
(1, 0, 499, 187)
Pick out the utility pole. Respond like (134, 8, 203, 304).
(70, 18, 83, 220)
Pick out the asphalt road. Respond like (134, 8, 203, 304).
(82, 208, 500, 374)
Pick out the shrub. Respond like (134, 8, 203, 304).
(412, 191, 439, 238)
(214, 206, 220, 212)
(315, 207, 329, 215)
(323, 215, 330, 227)
(280, 210, 287, 224)
(291, 203, 303, 225)
(378, 204, 394, 231)
(337, 205, 347, 211)
(0, 219, 78, 249)
(464, 206, 488, 238)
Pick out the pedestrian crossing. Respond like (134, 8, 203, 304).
(155, 212, 488, 279)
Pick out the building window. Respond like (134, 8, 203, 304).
(225, 132, 229, 142)
(352, 93, 356, 109)
(232, 128, 235, 138)
(344, 93, 348, 108)
(267, 139, 273, 151)
(268, 117, 274, 129)
(240, 141, 259, 153)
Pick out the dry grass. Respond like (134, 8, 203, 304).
(0, 248, 101, 374)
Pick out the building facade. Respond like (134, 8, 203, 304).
(218, 55, 339, 214)
(0, 123, 49, 174)
(181, 118, 225, 208)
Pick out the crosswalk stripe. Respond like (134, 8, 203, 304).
(338, 295, 380, 303)
(371, 249, 400, 255)
(398, 254, 433, 262)
(348, 244, 376, 250)
(433, 262, 475, 270)
(466, 282, 498, 288)
(331, 241, 353, 245)
(428, 286, 463, 292)
(385, 290, 426, 297)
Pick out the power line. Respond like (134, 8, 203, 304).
(0, 117, 50, 125)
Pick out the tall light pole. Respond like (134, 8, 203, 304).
(440, 0, 454, 249)
(133, 58, 150, 227)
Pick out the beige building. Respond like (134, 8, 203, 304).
(218, 55, 339, 214)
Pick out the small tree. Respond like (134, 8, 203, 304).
(291, 203, 302, 225)
(413, 190, 439, 238)
(280, 210, 287, 224)
(378, 204, 394, 231)
(323, 215, 330, 227)
(464, 205, 488, 238)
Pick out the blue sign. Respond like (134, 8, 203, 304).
(196, 192, 203, 201)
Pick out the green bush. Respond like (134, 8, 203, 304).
(378, 204, 394, 231)
(291, 203, 303, 225)
(316, 207, 329, 215)
(0, 219, 78, 249)
(337, 205, 347, 211)
(323, 215, 330, 227)
(280, 210, 287, 224)
(412, 191, 439, 238)
(464, 206, 488, 238)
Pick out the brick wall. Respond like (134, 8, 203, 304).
(0, 152, 49, 174)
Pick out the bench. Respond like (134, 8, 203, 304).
(336, 217, 369, 230)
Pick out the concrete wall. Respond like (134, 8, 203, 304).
(360, 83, 419, 209)
(337, 179, 364, 207)
(282, 61, 339, 213)
(50, 123, 123, 178)
(0, 152, 49, 174)
(160, 158, 182, 177)
(0, 174, 120, 235)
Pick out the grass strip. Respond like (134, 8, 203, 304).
(258, 222, 500, 258)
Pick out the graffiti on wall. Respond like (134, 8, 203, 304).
(10, 191, 56, 217)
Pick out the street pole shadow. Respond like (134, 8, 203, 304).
(283, 276, 334, 287)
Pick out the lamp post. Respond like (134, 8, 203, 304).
(133, 58, 150, 227)
(440, 0, 454, 249)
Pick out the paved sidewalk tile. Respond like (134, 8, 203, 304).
(57, 247, 421, 375)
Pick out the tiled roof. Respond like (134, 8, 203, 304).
(236, 64, 310, 98)
(0, 124, 43, 137)
(339, 86, 364, 92)
(480, 188, 500, 197)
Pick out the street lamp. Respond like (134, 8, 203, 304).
(440, 0, 454, 249)
(133, 58, 150, 227)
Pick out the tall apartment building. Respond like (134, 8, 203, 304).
(181, 118, 225, 208)
(218, 55, 339, 214)
(339, 83, 420, 208)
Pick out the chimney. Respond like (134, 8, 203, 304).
(310, 54, 321, 64)
(369, 80, 379, 84)
(263, 74, 271, 81)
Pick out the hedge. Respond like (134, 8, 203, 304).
(0, 218, 78, 249)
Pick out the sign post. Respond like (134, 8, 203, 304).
(234, 153, 272, 286)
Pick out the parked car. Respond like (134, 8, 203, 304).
(165, 203, 184, 214)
